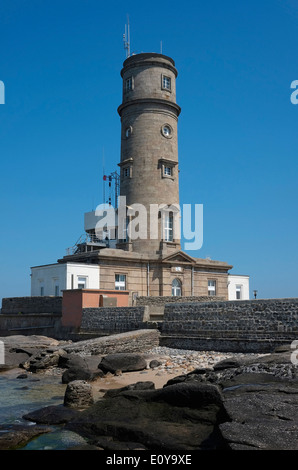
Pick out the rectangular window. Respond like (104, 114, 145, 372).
(125, 77, 132, 92)
(164, 212, 173, 242)
(40, 286, 44, 296)
(162, 75, 171, 91)
(208, 280, 216, 296)
(115, 274, 126, 290)
(236, 285, 242, 300)
(164, 166, 172, 176)
(123, 167, 130, 178)
(55, 285, 59, 297)
(78, 277, 87, 289)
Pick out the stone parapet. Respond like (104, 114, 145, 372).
(80, 306, 149, 335)
(161, 298, 298, 352)
(1, 296, 62, 314)
(136, 296, 224, 306)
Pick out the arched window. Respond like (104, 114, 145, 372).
(172, 278, 182, 297)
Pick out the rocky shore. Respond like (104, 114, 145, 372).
(1, 332, 298, 450)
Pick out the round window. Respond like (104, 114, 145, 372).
(161, 125, 172, 138)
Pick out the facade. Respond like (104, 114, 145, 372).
(31, 52, 249, 305)
(228, 275, 250, 301)
(31, 263, 100, 297)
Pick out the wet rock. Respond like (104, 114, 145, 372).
(0, 424, 52, 450)
(23, 405, 80, 425)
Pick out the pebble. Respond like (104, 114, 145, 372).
(146, 346, 262, 374)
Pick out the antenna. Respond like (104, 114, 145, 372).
(160, 41, 162, 54)
(123, 15, 130, 58)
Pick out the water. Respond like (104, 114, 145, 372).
(0, 370, 87, 450)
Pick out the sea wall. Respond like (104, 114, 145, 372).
(160, 298, 298, 352)
(80, 306, 149, 335)
(1, 297, 62, 314)
(136, 296, 224, 306)
(0, 313, 62, 337)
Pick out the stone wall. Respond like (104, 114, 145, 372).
(160, 298, 298, 352)
(1, 297, 62, 314)
(63, 329, 160, 355)
(136, 295, 224, 306)
(80, 306, 149, 335)
(0, 313, 62, 337)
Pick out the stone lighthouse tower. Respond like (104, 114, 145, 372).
(117, 53, 181, 256)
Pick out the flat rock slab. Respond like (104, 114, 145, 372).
(0, 424, 52, 450)
(0, 335, 61, 351)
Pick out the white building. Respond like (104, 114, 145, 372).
(228, 274, 250, 300)
(31, 261, 249, 301)
(31, 263, 100, 297)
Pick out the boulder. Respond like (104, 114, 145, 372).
(98, 353, 147, 374)
(61, 354, 104, 384)
(23, 405, 80, 425)
(64, 380, 94, 409)
(149, 359, 162, 369)
(66, 379, 225, 450)
(151, 382, 223, 408)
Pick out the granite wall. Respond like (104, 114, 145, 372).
(160, 298, 298, 352)
(80, 306, 149, 335)
(136, 295, 224, 306)
(1, 297, 62, 314)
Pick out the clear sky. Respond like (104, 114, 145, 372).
(0, 0, 297, 302)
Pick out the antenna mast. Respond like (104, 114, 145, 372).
(123, 15, 130, 58)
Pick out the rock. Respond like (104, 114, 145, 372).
(61, 354, 104, 384)
(0, 424, 52, 450)
(98, 353, 147, 374)
(219, 372, 298, 450)
(16, 373, 28, 379)
(66, 379, 225, 450)
(0, 349, 31, 371)
(149, 359, 162, 368)
(0, 335, 61, 352)
(151, 382, 224, 408)
(64, 380, 94, 409)
(23, 405, 80, 425)
(103, 381, 155, 398)
(213, 359, 243, 371)
(21, 348, 66, 372)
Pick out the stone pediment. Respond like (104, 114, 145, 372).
(162, 251, 196, 265)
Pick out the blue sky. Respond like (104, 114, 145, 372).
(0, 0, 297, 301)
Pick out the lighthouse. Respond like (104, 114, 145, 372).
(117, 53, 181, 256)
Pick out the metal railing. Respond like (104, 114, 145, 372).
(66, 233, 107, 255)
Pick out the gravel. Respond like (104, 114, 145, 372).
(145, 347, 265, 374)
